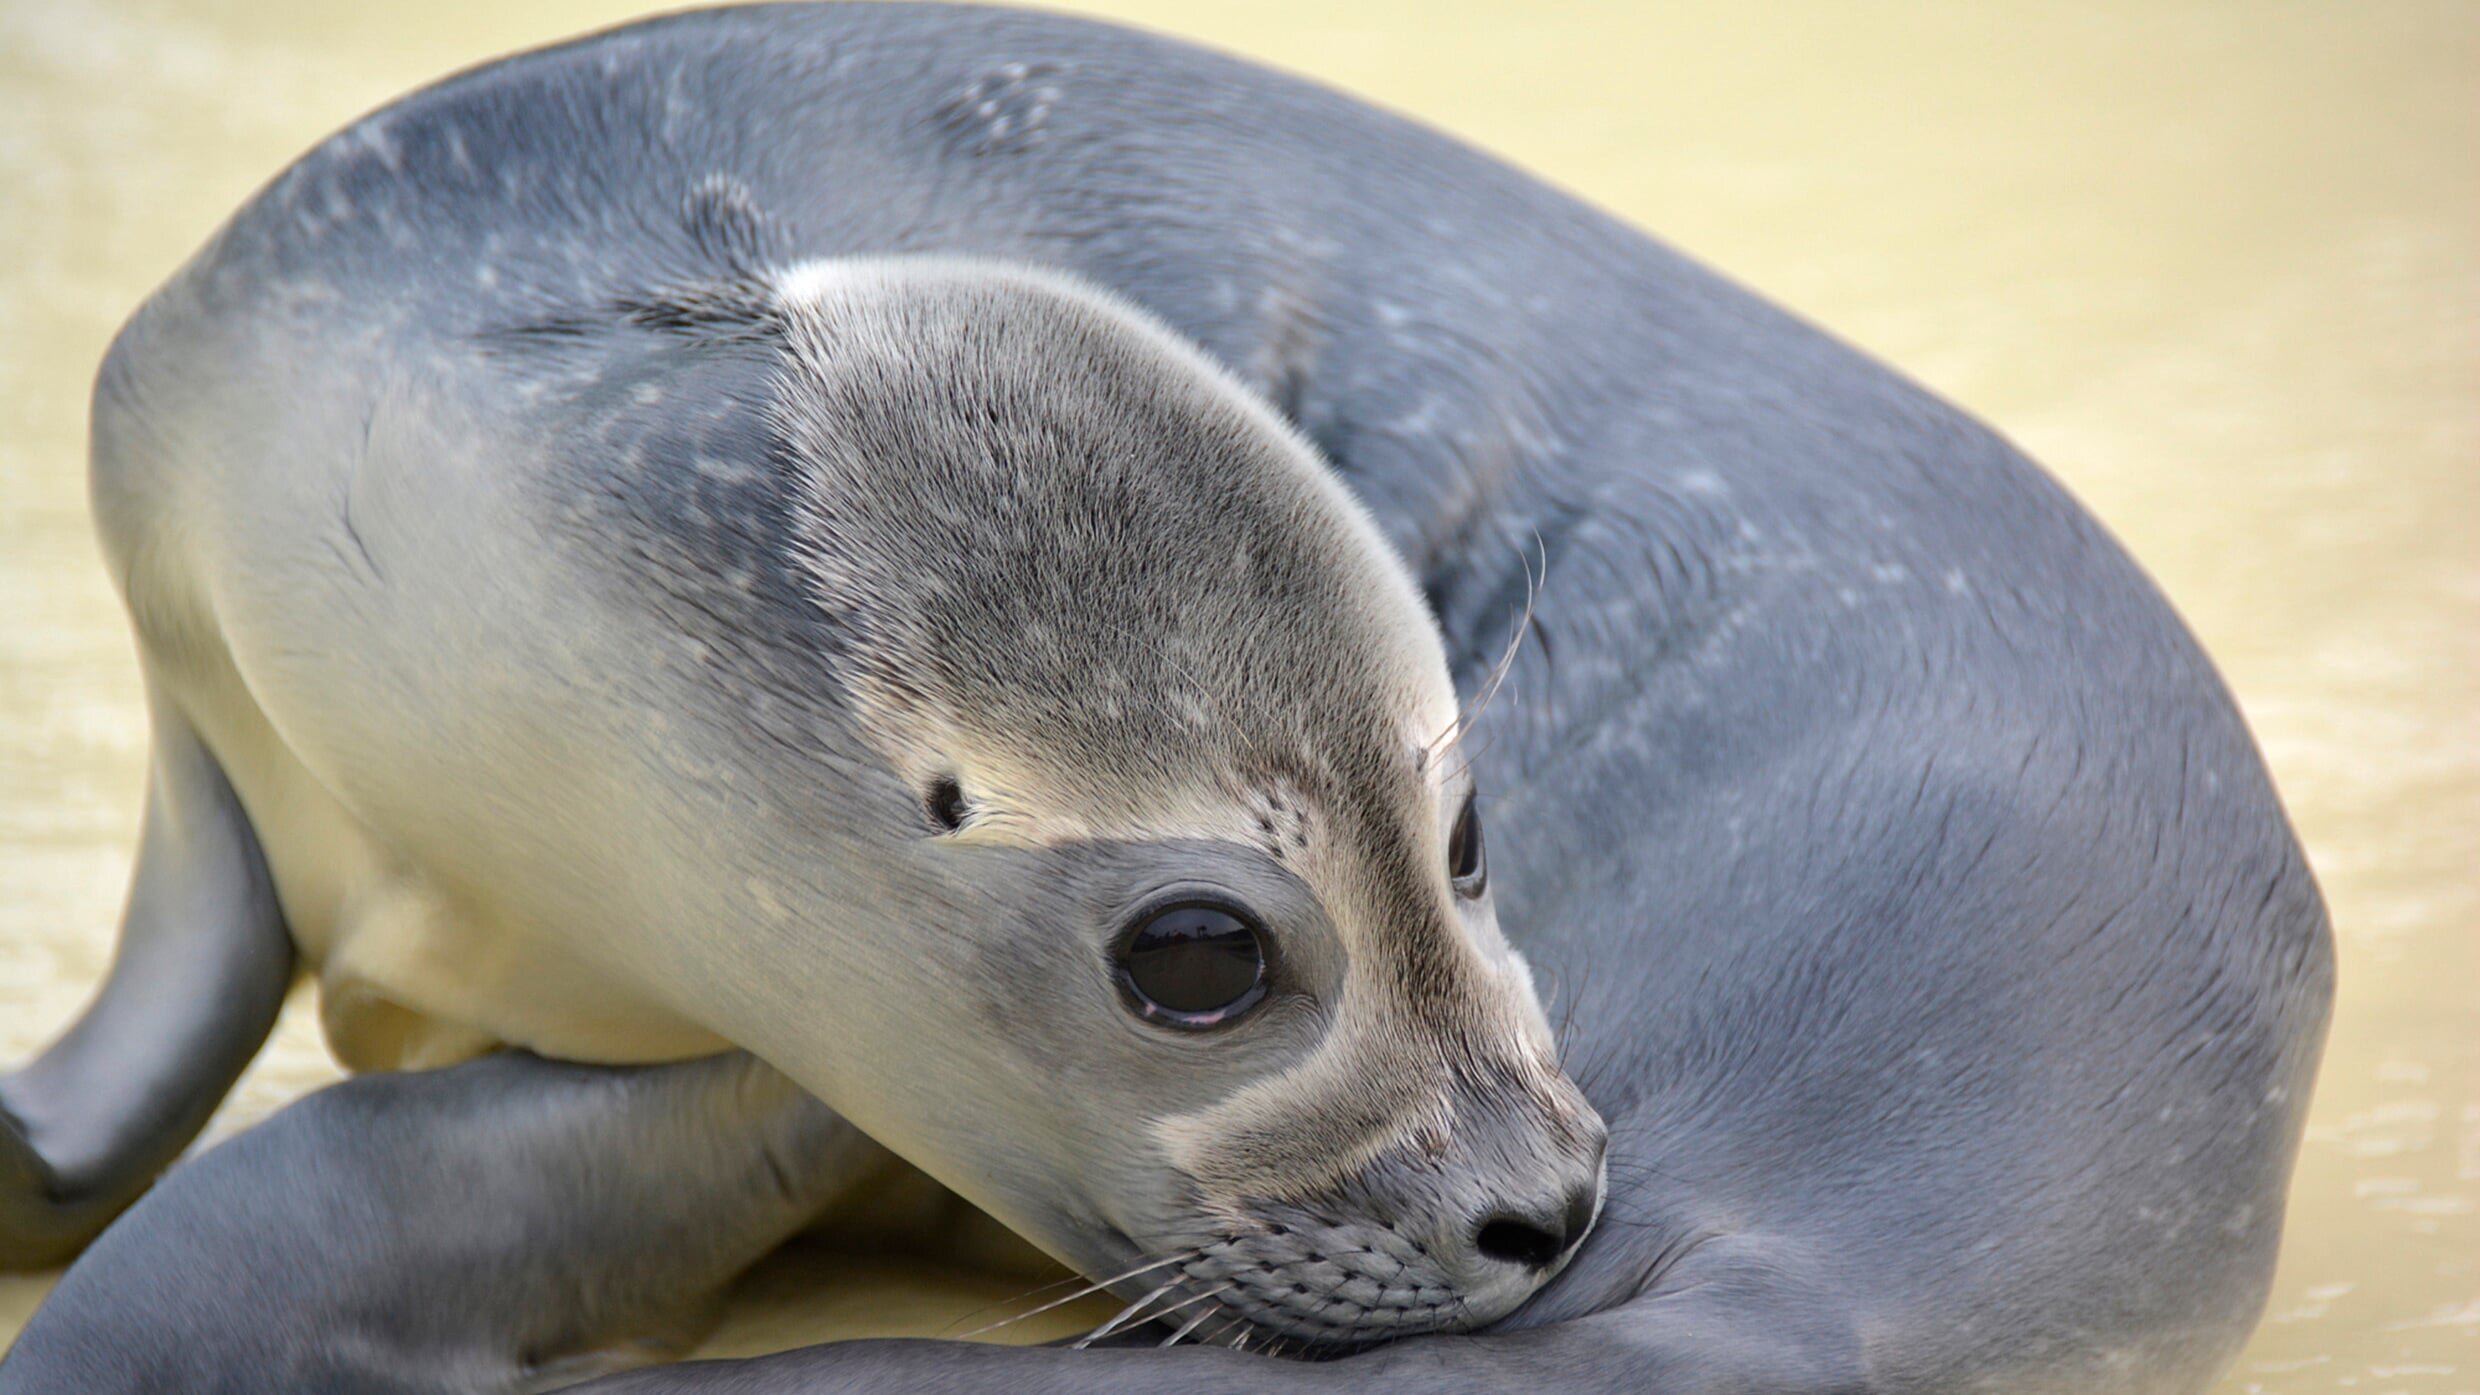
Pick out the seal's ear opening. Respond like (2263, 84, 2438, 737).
(925, 775, 969, 834)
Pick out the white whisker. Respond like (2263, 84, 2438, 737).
(1207, 1315, 1249, 1350)
(1158, 1301, 1223, 1347)
(935, 1272, 1090, 1337)
(1072, 1275, 1188, 1348)
(1140, 1282, 1234, 1332)
(956, 1246, 1202, 1339)
(1427, 532, 1548, 760)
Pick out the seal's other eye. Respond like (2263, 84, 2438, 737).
(1448, 794, 1487, 898)
(1116, 903, 1268, 1029)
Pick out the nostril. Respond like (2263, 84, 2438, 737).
(1473, 1215, 1566, 1272)
(1473, 1181, 1599, 1274)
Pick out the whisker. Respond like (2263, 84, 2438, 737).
(953, 1281, 1114, 1340)
(955, 1246, 1203, 1339)
(1462, 609, 1528, 733)
(1109, 1281, 1236, 1348)
(934, 1272, 1091, 1337)
(1438, 691, 1516, 790)
(1426, 532, 1548, 759)
(1158, 1300, 1224, 1347)
(1072, 1275, 1189, 1349)
(1154, 1283, 1235, 1322)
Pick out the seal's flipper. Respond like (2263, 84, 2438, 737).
(0, 690, 292, 1269)
(0, 1051, 878, 1393)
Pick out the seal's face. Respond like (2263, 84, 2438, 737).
(913, 716, 1606, 1350)
(1128, 756, 1612, 1349)
(768, 259, 1606, 1347)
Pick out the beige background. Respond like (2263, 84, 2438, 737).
(2, 2, 2473, 1387)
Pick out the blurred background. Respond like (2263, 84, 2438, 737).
(1, 2, 2471, 1388)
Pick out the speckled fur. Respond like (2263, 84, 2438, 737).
(0, 5, 2330, 1394)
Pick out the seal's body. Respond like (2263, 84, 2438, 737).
(0, 6, 2331, 1394)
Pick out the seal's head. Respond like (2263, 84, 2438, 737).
(758, 258, 1605, 1347)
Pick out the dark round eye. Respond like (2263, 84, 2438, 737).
(1116, 902, 1268, 1029)
(1448, 794, 1487, 898)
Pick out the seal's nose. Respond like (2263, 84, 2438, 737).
(1471, 1177, 1601, 1272)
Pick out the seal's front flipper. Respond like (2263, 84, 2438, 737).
(0, 690, 292, 1269)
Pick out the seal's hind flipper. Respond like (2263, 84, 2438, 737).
(0, 686, 291, 1269)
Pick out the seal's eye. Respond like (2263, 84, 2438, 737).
(1116, 903, 1268, 1028)
(1448, 794, 1487, 898)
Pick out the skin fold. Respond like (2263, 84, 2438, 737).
(0, 6, 2332, 1392)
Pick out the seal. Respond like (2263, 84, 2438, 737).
(0, 5, 2333, 1394)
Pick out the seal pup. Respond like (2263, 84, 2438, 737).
(1, 225, 1609, 1348)
(1, 5, 2331, 1393)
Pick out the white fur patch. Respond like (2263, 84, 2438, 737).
(771, 258, 855, 306)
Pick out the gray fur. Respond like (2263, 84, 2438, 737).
(0, 4, 2331, 1394)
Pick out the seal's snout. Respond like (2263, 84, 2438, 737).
(1159, 1098, 1606, 1348)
